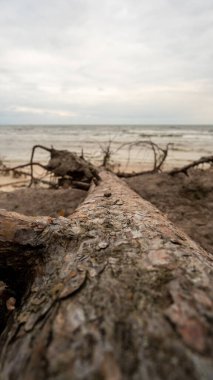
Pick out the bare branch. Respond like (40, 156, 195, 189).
(169, 155, 213, 176)
(29, 145, 52, 187)
(115, 141, 172, 177)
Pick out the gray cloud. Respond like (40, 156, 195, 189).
(0, 0, 213, 124)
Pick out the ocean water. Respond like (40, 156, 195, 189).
(0, 124, 212, 171)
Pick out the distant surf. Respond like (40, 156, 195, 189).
(0, 124, 212, 171)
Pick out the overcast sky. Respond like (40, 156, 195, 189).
(0, 0, 213, 124)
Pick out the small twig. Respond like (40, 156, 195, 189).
(29, 145, 52, 187)
(1, 162, 48, 172)
(156, 143, 172, 171)
(150, 142, 157, 171)
(99, 140, 113, 168)
(116, 169, 155, 178)
(0, 180, 29, 188)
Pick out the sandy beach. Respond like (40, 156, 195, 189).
(1, 124, 212, 170)
(1, 1, 213, 375)
(0, 136, 212, 254)
(0, 163, 212, 256)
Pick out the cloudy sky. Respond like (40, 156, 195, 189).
(0, 0, 213, 124)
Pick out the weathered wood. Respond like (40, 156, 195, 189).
(0, 146, 101, 189)
(169, 155, 213, 176)
(0, 171, 213, 380)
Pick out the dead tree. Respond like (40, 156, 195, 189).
(116, 142, 172, 178)
(0, 170, 212, 380)
(99, 140, 113, 168)
(0, 146, 100, 190)
(0, 141, 172, 189)
(169, 155, 213, 176)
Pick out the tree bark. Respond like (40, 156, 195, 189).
(0, 171, 213, 380)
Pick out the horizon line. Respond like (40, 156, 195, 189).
(0, 123, 213, 127)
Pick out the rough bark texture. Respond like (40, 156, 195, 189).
(45, 148, 100, 185)
(0, 171, 213, 380)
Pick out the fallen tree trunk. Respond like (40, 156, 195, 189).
(0, 171, 213, 380)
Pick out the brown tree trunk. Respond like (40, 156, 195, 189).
(0, 171, 212, 380)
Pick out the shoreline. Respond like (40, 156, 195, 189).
(0, 125, 212, 172)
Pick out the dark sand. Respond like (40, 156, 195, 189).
(126, 168, 213, 255)
(0, 168, 212, 255)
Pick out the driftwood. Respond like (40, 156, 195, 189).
(0, 166, 57, 189)
(169, 155, 213, 176)
(0, 145, 100, 190)
(0, 140, 173, 188)
(44, 147, 100, 186)
(116, 142, 172, 178)
(0, 170, 213, 380)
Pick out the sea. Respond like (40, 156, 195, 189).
(0, 124, 212, 172)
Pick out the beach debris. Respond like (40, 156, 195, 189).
(115, 141, 173, 177)
(0, 141, 212, 190)
(169, 155, 213, 176)
(0, 145, 101, 190)
(44, 147, 100, 188)
(0, 170, 213, 377)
